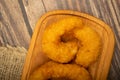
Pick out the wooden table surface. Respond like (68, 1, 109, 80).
(0, 0, 120, 80)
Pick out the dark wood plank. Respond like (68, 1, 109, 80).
(18, 0, 33, 37)
(0, 37, 2, 46)
(22, 0, 45, 29)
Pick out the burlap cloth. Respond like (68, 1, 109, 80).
(0, 45, 27, 80)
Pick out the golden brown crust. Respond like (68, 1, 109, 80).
(42, 17, 83, 63)
(42, 17, 101, 67)
(29, 61, 92, 80)
(74, 25, 102, 67)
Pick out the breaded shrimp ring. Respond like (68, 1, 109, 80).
(42, 17, 83, 63)
(29, 61, 92, 80)
(42, 17, 101, 67)
(74, 25, 101, 67)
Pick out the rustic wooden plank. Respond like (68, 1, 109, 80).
(55, 0, 82, 11)
(0, 35, 1, 45)
(0, 3, 17, 46)
(18, 0, 33, 37)
(0, 0, 31, 48)
(22, 0, 46, 29)
(103, 0, 120, 79)
(42, 0, 59, 11)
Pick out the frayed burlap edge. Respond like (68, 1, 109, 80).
(0, 45, 27, 80)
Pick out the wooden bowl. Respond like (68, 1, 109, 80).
(21, 10, 115, 80)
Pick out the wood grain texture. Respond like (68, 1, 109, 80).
(22, 0, 45, 30)
(0, 0, 120, 80)
(0, 0, 31, 48)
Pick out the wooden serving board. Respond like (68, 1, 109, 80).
(21, 10, 115, 80)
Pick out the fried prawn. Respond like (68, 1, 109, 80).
(42, 16, 102, 67)
(29, 61, 92, 80)
(73, 25, 101, 67)
(42, 17, 83, 63)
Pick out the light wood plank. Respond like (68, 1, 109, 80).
(43, 0, 59, 11)
(0, 0, 31, 48)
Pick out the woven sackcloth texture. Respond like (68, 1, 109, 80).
(0, 45, 26, 80)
